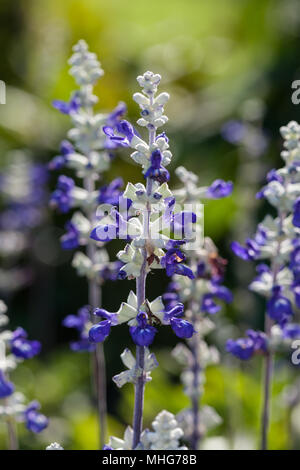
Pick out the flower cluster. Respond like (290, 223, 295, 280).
(0, 300, 48, 438)
(89, 291, 194, 348)
(86, 71, 201, 449)
(63, 306, 95, 352)
(0, 152, 48, 293)
(50, 40, 126, 352)
(228, 121, 300, 359)
(105, 410, 187, 450)
(162, 166, 232, 448)
(89, 72, 197, 351)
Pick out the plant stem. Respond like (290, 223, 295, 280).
(260, 210, 285, 451)
(261, 353, 273, 450)
(85, 175, 107, 449)
(190, 315, 201, 450)
(132, 102, 156, 448)
(261, 314, 273, 451)
(6, 416, 18, 450)
(132, 174, 153, 448)
(132, 243, 147, 449)
(89, 276, 107, 449)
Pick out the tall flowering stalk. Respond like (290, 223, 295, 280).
(0, 151, 48, 293)
(164, 166, 233, 449)
(89, 71, 197, 449)
(50, 40, 126, 448)
(0, 300, 48, 449)
(229, 121, 300, 449)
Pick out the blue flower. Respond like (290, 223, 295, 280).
(293, 283, 300, 309)
(24, 401, 49, 433)
(231, 238, 260, 261)
(98, 261, 124, 282)
(0, 371, 14, 398)
(103, 120, 137, 147)
(60, 140, 75, 156)
(226, 338, 254, 360)
(226, 329, 267, 360)
(171, 211, 197, 239)
(290, 243, 300, 282)
(292, 198, 300, 228)
(156, 132, 169, 143)
(106, 102, 127, 127)
(201, 294, 221, 314)
(90, 207, 130, 243)
(170, 318, 194, 339)
(211, 283, 233, 303)
(221, 120, 245, 144)
(144, 149, 170, 184)
(267, 286, 293, 324)
(50, 175, 75, 213)
(63, 307, 90, 330)
(266, 169, 284, 184)
(163, 303, 184, 321)
(61, 221, 80, 250)
(48, 140, 74, 171)
(129, 312, 157, 347)
(88, 309, 118, 344)
(52, 94, 80, 115)
(201, 282, 232, 314)
(11, 327, 41, 360)
(98, 178, 124, 206)
(246, 329, 267, 352)
(163, 303, 195, 339)
(281, 323, 300, 339)
(162, 281, 181, 310)
(70, 339, 95, 352)
(90, 223, 119, 243)
(161, 248, 195, 279)
(206, 179, 233, 199)
(89, 320, 112, 343)
(63, 306, 95, 352)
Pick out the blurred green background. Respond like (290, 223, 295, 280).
(0, 0, 300, 450)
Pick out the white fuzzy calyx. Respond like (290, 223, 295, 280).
(68, 39, 104, 87)
(106, 410, 187, 450)
(46, 442, 64, 450)
(112, 347, 158, 388)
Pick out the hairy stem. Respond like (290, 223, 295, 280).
(85, 175, 107, 449)
(190, 316, 201, 450)
(132, 172, 153, 448)
(261, 343, 273, 450)
(132, 237, 147, 448)
(6, 416, 18, 450)
(260, 211, 284, 450)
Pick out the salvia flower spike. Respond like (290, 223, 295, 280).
(0, 300, 48, 449)
(166, 167, 233, 449)
(51, 39, 127, 448)
(90, 71, 197, 448)
(229, 121, 300, 449)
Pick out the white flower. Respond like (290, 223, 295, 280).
(146, 410, 187, 450)
(72, 252, 93, 278)
(106, 410, 186, 450)
(46, 442, 64, 450)
(0, 392, 26, 419)
(116, 291, 164, 326)
(68, 39, 104, 87)
(117, 244, 144, 279)
(112, 347, 158, 388)
(0, 300, 8, 327)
